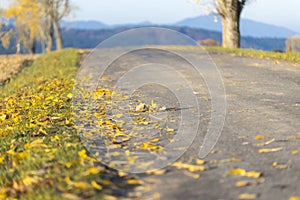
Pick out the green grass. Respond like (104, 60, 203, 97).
(0, 49, 131, 200)
(204, 46, 300, 64)
(1, 49, 79, 96)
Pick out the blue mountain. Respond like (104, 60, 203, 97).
(175, 15, 298, 38)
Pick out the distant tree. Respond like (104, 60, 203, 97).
(286, 35, 300, 52)
(47, 0, 71, 50)
(194, 0, 248, 48)
(3, 0, 71, 54)
(5, 0, 44, 54)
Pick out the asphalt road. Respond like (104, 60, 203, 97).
(79, 49, 300, 200)
(132, 51, 300, 200)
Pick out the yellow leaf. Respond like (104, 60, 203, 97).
(183, 171, 200, 179)
(0, 156, 4, 163)
(172, 162, 206, 172)
(104, 195, 118, 200)
(54, 135, 60, 140)
(151, 100, 157, 108)
(127, 179, 144, 185)
(136, 103, 147, 112)
(0, 114, 6, 121)
(291, 150, 299, 155)
(91, 181, 102, 190)
(272, 162, 288, 169)
(235, 181, 249, 187)
(78, 149, 87, 159)
(159, 105, 167, 111)
(73, 181, 91, 189)
(228, 168, 261, 178)
(258, 147, 283, 153)
(196, 159, 206, 165)
(255, 135, 268, 140)
(146, 169, 166, 175)
(62, 193, 82, 200)
(86, 167, 102, 175)
(22, 176, 40, 186)
(116, 114, 123, 119)
(238, 193, 257, 199)
(36, 128, 47, 135)
(125, 150, 130, 156)
(228, 168, 246, 176)
(15, 152, 28, 160)
(246, 171, 261, 178)
(118, 171, 127, 177)
(67, 93, 73, 99)
(290, 197, 300, 200)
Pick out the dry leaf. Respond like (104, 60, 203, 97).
(127, 179, 144, 185)
(91, 181, 102, 190)
(235, 181, 249, 187)
(290, 197, 300, 200)
(272, 162, 288, 169)
(258, 147, 283, 153)
(228, 168, 261, 178)
(62, 193, 82, 200)
(172, 162, 206, 172)
(238, 193, 257, 199)
(183, 171, 200, 179)
(291, 150, 299, 155)
(146, 169, 166, 175)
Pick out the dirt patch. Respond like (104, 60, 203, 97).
(0, 54, 39, 86)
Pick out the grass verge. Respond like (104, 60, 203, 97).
(0, 49, 134, 200)
(205, 46, 300, 64)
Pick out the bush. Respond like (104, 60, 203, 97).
(198, 39, 221, 47)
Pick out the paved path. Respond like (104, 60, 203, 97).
(80, 49, 300, 200)
(131, 51, 300, 200)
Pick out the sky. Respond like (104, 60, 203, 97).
(1, 0, 299, 33)
(69, 0, 300, 33)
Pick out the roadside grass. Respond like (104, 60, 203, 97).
(162, 46, 300, 65)
(0, 49, 133, 200)
(204, 46, 300, 64)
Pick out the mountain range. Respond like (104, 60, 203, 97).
(61, 15, 299, 38)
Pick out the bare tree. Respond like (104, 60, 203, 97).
(48, 0, 71, 50)
(195, 0, 248, 48)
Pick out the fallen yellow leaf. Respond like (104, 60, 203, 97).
(172, 162, 206, 172)
(238, 193, 257, 199)
(127, 179, 144, 185)
(258, 147, 283, 153)
(228, 168, 261, 178)
(62, 193, 82, 200)
(235, 181, 249, 187)
(91, 181, 102, 190)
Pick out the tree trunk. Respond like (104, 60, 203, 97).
(217, 0, 245, 48)
(221, 11, 241, 48)
(53, 19, 63, 50)
(28, 39, 36, 54)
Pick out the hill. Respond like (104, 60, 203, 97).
(0, 26, 286, 54)
(175, 15, 298, 38)
(59, 15, 299, 39)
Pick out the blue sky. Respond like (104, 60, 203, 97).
(70, 0, 300, 33)
(1, 0, 299, 32)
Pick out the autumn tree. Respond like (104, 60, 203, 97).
(3, 0, 71, 53)
(195, 0, 248, 48)
(5, 0, 45, 54)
